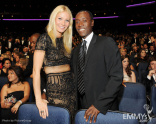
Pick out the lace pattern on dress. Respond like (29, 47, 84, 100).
(35, 33, 71, 66)
(46, 72, 76, 116)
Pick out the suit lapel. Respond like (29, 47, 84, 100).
(84, 34, 97, 69)
(151, 76, 156, 84)
(74, 44, 81, 76)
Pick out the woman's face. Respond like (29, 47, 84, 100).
(122, 58, 129, 69)
(140, 50, 146, 58)
(8, 70, 18, 83)
(18, 61, 23, 68)
(16, 56, 20, 62)
(4, 60, 11, 68)
(121, 50, 127, 56)
(55, 11, 70, 37)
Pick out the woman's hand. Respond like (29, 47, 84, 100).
(11, 102, 21, 114)
(36, 99, 49, 119)
(4, 101, 13, 108)
(136, 63, 139, 66)
(122, 80, 127, 87)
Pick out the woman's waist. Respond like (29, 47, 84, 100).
(44, 64, 71, 74)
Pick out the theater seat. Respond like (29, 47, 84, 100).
(0, 76, 8, 90)
(138, 62, 148, 83)
(147, 116, 156, 124)
(132, 70, 138, 82)
(118, 83, 147, 116)
(18, 103, 70, 124)
(25, 78, 34, 102)
(75, 110, 140, 124)
(150, 85, 156, 115)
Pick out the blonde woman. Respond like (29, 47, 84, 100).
(33, 5, 76, 119)
(18, 58, 29, 71)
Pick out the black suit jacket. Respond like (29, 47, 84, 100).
(131, 37, 140, 46)
(141, 70, 156, 95)
(71, 34, 123, 115)
(23, 53, 46, 93)
(5, 41, 14, 52)
(20, 40, 28, 47)
(148, 51, 156, 57)
(23, 53, 33, 78)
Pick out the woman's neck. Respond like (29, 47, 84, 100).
(3, 67, 7, 73)
(123, 68, 127, 74)
(12, 79, 19, 84)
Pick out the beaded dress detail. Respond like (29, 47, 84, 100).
(35, 33, 76, 116)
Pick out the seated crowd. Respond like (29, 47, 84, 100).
(0, 31, 156, 123)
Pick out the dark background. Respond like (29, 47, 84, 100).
(0, 0, 156, 36)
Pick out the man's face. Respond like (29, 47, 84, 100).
(151, 36, 154, 41)
(150, 61, 156, 71)
(75, 11, 94, 39)
(144, 44, 148, 49)
(23, 48, 27, 53)
(9, 38, 12, 42)
(150, 46, 154, 51)
(30, 36, 37, 51)
(134, 46, 137, 52)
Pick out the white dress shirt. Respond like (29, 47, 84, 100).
(22, 40, 24, 45)
(8, 41, 11, 49)
(147, 74, 156, 82)
(82, 32, 93, 53)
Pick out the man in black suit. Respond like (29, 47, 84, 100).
(23, 33, 46, 99)
(0, 43, 5, 55)
(131, 33, 140, 46)
(23, 34, 39, 77)
(72, 10, 123, 123)
(148, 45, 155, 57)
(141, 57, 156, 95)
(5, 36, 14, 52)
(21, 36, 28, 47)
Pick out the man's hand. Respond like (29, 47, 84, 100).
(148, 70, 156, 77)
(84, 105, 100, 123)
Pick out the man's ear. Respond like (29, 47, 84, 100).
(91, 20, 94, 27)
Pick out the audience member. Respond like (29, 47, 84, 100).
(23, 33, 46, 100)
(131, 33, 140, 46)
(144, 44, 149, 53)
(0, 58, 11, 76)
(121, 55, 136, 87)
(120, 48, 127, 56)
(141, 57, 156, 95)
(133, 49, 148, 68)
(18, 58, 29, 71)
(4, 36, 14, 53)
(148, 45, 155, 57)
(0, 43, 5, 55)
(1, 65, 30, 124)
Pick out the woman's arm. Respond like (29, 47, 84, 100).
(1, 84, 13, 108)
(20, 81, 30, 103)
(33, 50, 45, 101)
(131, 71, 136, 83)
(33, 50, 49, 119)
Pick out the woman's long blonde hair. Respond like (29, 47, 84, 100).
(46, 5, 73, 54)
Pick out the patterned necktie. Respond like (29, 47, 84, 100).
(78, 40, 87, 95)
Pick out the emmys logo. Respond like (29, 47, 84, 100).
(123, 104, 153, 122)
(143, 104, 153, 122)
